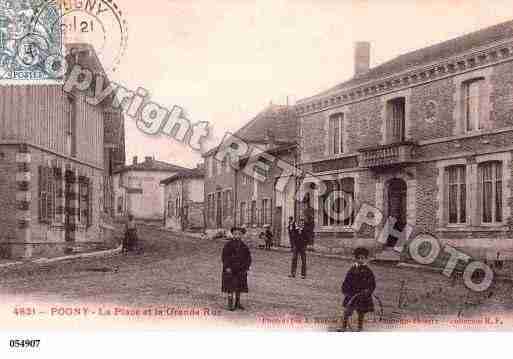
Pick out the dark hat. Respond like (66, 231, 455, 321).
(231, 227, 246, 235)
(353, 247, 370, 258)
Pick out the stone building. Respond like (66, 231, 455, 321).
(0, 44, 125, 259)
(161, 166, 205, 232)
(113, 156, 189, 224)
(237, 143, 298, 246)
(296, 21, 513, 261)
(203, 104, 299, 243)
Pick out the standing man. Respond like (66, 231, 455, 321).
(222, 227, 252, 311)
(289, 217, 307, 279)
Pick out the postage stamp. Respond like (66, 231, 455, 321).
(0, 0, 128, 83)
(0, 0, 63, 82)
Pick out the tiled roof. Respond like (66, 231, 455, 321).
(114, 159, 190, 174)
(202, 104, 298, 157)
(160, 168, 204, 185)
(311, 19, 513, 99)
(234, 104, 298, 143)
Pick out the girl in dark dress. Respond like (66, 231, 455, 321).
(341, 247, 376, 332)
(222, 227, 252, 310)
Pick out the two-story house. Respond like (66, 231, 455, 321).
(113, 156, 189, 224)
(161, 165, 205, 232)
(0, 43, 125, 259)
(297, 21, 513, 262)
(203, 104, 298, 241)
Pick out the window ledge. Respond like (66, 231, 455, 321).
(418, 126, 513, 146)
(437, 225, 508, 232)
(316, 226, 354, 233)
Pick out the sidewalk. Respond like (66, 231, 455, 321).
(0, 245, 123, 269)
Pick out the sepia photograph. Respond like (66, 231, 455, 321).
(2, 0, 513, 356)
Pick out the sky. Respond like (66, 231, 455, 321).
(83, 0, 513, 169)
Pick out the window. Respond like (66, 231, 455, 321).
(117, 196, 124, 214)
(221, 156, 227, 173)
(39, 166, 56, 224)
(251, 200, 257, 225)
(446, 166, 467, 224)
(464, 78, 485, 132)
(387, 97, 405, 143)
(212, 158, 218, 176)
(262, 199, 271, 225)
(66, 95, 77, 157)
(480, 161, 503, 224)
(329, 113, 344, 155)
(240, 202, 246, 226)
(207, 194, 212, 220)
(222, 191, 228, 218)
(225, 190, 232, 217)
(176, 197, 180, 217)
(79, 177, 92, 227)
(320, 178, 354, 227)
(167, 198, 173, 217)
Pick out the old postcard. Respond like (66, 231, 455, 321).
(3, 1, 513, 352)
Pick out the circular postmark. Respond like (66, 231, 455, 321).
(33, 0, 128, 74)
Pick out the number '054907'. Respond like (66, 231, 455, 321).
(9, 339, 40, 348)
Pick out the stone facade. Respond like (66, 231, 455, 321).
(113, 157, 189, 223)
(162, 169, 205, 232)
(236, 146, 298, 247)
(203, 105, 299, 241)
(297, 24, 513, 261)
(0, 45, 124, 259)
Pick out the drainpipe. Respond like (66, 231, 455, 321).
(234, 166, 239, 227)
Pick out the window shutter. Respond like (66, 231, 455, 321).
(442, 169, 449, 226)
(38, 166, 43, 222)
(477, 165, 483, 225)
(87, 178, 93, 228)
(47, 167, 54, 223)
(328, 117, 334, 154)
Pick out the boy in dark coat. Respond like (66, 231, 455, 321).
(222, 227, 252, 311)
(341, 247, 376, 332)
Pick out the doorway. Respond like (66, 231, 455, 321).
(274, 206, 282, 246)
(216, 192, 222, 228)
(386, 178, 407, 247)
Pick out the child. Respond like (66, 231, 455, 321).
(221, 227, 252, 311)
(340, 247, 376, 332)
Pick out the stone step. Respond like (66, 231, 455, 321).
(374, 250, 401, 262)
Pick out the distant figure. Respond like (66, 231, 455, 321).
(222, 227, 252, 311)
(124, 214, 138, 254)
(340, 247, 376, 332)
(289, 217, 307, 279)
(263, 225, 273, 250)
(287, 216, 298, 250)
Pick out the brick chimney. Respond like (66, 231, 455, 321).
(354, 41, 371, 77)
(133, 156, 138, 165)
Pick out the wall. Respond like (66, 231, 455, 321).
(298, 58, 513, 258)
(125, 170, 174, 221)
(0, 85, 104, 168)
